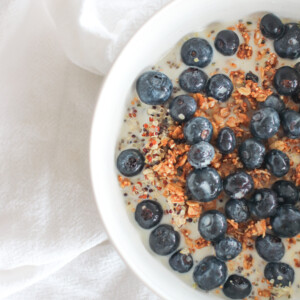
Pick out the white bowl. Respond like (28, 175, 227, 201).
(90, 1, 299, 299)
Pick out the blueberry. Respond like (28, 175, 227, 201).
(149, 224, 180, 255)
(179, 67, 208, 93)
(255, 234, 285, 262)
(264, 262, 295, 287)
(281, 109, 300, 139)
(223, 171, 254, 199)
(198, 210, 227, 242)
(249, 189, 278, 219)
(193, 256, 227, 290)
(206, 74, 233, 102)
(188, 141, 215, 169)
(117, 149, 144, 177)
(214, 237, 242, 261)
(250, 107, 280, 139)
(274, 23, 300, 59)
(259, 94, 285, 113)
(265, 149, 290, 177)
(135, 200, 163, 229)
(239, 138, 265, 170)
(214, 30, 239, 56)
(293, 64, 300, 102)
(184, 117, 213, 144)
(181, 38, 213, 68)
(136, 71, 173, 105)
(272, 180, 299, 205)
(260, 13, 284, 40)
(187, 167, 222, 202)
(271, 205, 300, 237)
(225, 198, 250, 223)
(295, 62, 300, 74)
(245, 71, 259, 83)
(223, 275, 252, 299)
(169, 250, 193, 273)
(274, 66, 299, 96)
(292, 89, 300, 103)
(169, 95, 197, 123)
(217, 127, 236, 154)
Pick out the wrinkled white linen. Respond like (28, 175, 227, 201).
(0, 0, 171, 298)
(7, 242, 160, 300)
(44, 0, 172, 75)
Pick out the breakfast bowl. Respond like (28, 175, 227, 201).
(90, 0, 300, 299)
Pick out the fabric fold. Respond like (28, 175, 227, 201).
(0, 0, 171, 298)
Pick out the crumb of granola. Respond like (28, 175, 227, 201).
(241, 80, 273, 103)
(269, 140, 289, 152)
(227, 219, 239, 230)
(191, 93, 218, 110)
(217, 151, 243, 177)
(254, 219, 267, 237)
(237, 86, 251, 96)
(202, 199, 217, 211)
(181, 229, 210, 252)
(227, 26, 236, 31)
(288, 238, 297, 250)
(165, 182, 186, 203)
(186, 201, 202, 218)
(237, 22, 250, 44)
(243, 254, 253, 270)
(211, 150, 222, 169)
(169, 125, 184, 140)
(256, 48, 270, 60)
(295, 164, 300, 186)
(294, 258, 300, 268)
(265, 52, 278, 70)
(230, 70, 245, 85)
(254, 29, 267, 48)
(226, 116, 240, 127)
(194, 237, 211, 250)
(237, 43, 253, 59)
(131, 97, 139, 105)
(118, 175, 131, 188)
(247, 169, 271, 189)
(220, 107, 231, 118)
(261, 52, 278, 88)
(213, 113, 226, 127)
(258, 289, 271, 297)
(227, 219, 267, 249)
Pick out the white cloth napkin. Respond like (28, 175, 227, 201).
(0, 0, 171, 298)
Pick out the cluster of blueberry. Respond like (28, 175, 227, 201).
(261, 13, 300, 104)
(117, 13, 300, 300)
(260, 14, 300, 59)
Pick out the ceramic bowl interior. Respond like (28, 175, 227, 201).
(90, 0, 299, 299)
